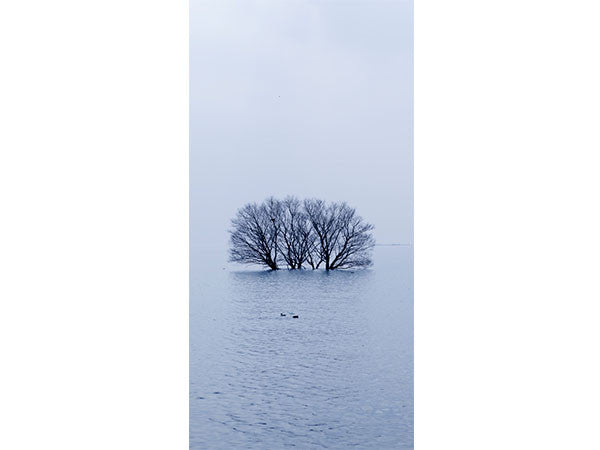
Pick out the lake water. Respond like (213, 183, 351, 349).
(190, 246, 413, 449)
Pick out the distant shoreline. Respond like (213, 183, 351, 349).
(374, 243, 412, 247)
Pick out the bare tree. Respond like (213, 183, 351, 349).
(278, 196, 315, 269)
(304, 199, 374, 270)
(229, 200, 280, 270)
(229, 197, 374, 270)
(327, 204, 375, 269)
(303, 199, 327, 269)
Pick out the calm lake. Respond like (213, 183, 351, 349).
(190, 246, 413, 449)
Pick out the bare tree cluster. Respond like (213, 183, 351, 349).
(229, 197, 375, 271)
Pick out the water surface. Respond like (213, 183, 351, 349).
(190, 246, 413, 449)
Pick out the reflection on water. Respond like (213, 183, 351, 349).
(190, 247, 413, 449)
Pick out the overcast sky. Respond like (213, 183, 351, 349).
(191, 0, 413, 254)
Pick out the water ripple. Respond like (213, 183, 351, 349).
(191, 247, 413, 449)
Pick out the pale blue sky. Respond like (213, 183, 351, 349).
(191, 0, 413, 252)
